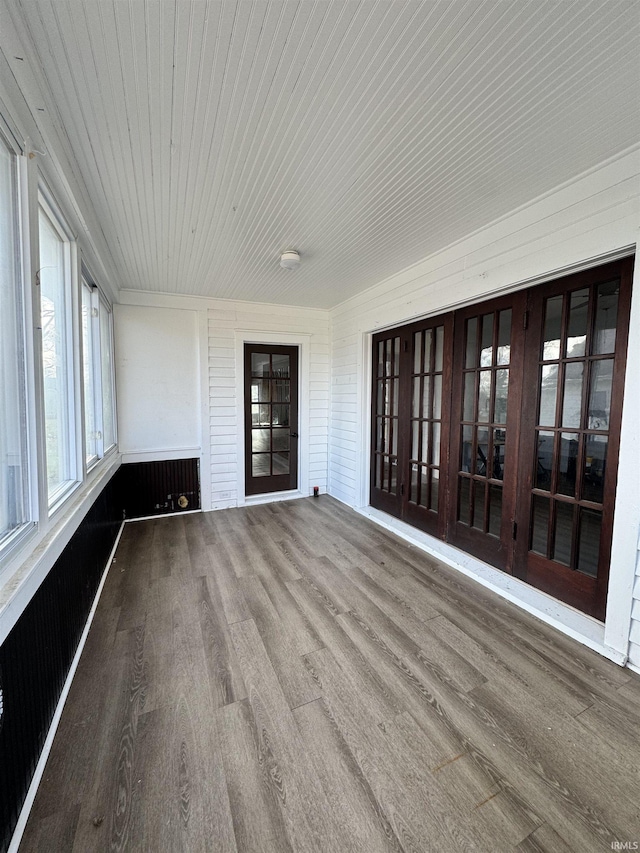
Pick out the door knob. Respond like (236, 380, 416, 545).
(290, 432, 299, 438)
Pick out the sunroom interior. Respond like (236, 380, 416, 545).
(1, 1, 639, 851)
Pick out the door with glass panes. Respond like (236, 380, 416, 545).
(370, 315, 452, 538)
(369, 257, 632, 619)
(244, 344, 298, 496)
(513, 261, 632, 619)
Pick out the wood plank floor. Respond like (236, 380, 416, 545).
(20, 496, 640, 852)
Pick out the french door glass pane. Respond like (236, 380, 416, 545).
(594, 281, 618, 354)
(567, 288, 588, 357)
(588, 360, 613, 429)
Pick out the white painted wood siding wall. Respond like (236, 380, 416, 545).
(630, 551, 640, 671)
(328, 147, 640, 664)
(208, 301, 329, 509)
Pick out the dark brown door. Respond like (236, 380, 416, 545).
(514, 259, 633, 619)
(370, 316, 452, 538)
(244, 344, 298, 496)
(447, 292, 526, 570)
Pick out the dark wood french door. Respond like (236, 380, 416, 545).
(370, 315, 452, 538)
(370, 257, 633, 619)
(447, 292, 526, 569)
(513, 261, 633, 619)
(244, 344, 298, 496)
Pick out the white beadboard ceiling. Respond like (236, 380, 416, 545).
(1, 0, 638, 308)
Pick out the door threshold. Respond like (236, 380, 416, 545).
(243, 489, 305, 506)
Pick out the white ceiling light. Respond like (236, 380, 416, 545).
(280, 250, 301, 270)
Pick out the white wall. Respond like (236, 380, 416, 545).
(328, 146, 640, 666)
(114, 304, 200, 461)
(116, 292, 330, 513)
(207, 300, 329, 510)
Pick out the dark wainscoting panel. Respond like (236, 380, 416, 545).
(118, 458, 200, 519)
(0, 472, 122, 853)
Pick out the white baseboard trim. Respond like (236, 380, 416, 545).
(8, 520, 125, 853)
(125, 508, 202, 523)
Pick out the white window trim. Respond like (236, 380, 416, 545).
(0, 132, 37, 561)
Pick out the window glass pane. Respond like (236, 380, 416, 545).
(411, 420, 419, 460)
(458, 477, 470, 524)
(543, 295, 563, 360)
(40, 205, 74, 502)
(271, 353, 290, 377)
(475, 427, 489, 476)
(409, 463, 419, 504)
(583, 435, 607, 504)
(421, 421, 429, 464)
(494, 369, 509, 424)
(251, 428, 270, 453)
(434, 326, 444, 372)
(272, 379, 289, 403)
(413, 331, 422, 374)
(566, 288, 588, 358)
(577, 509, 602, 577)
(0, 139, 28, 544)
(488, 485, 502, 537)
(471, 481, 484, 529)
(594, 280, 618, 354)
(432, 374, 442, 419)
(465, 318, 477, 368)
(463, 373, 475, 421)
(423, 329, 432, 372)
(535, 431, 554, 490)
(251, 353, 270, 377)
(477, 370, 491, 422)
(553, 501, 573, 566)
(557, 433, 579, 497)
(430, 469, 439, 512)
(461, 424, 473, 472)
(272, 429, 290, 452)
(100, 303, 116, 448)
(530, 495, 550, 556)
(538, 364, 558, 426)
(492, 429, 506, 480)
(561, 362, 583, 428)
(410, 377, 418, 418)
(251, 404, 270, 426)
(497, 310, 511, 365)
(480, 314, 493, 367)
(588, 359, 613, 430)
(252, 454, 270, 477)
(82, 286, 97, 462)
(420, 376, 430, 419)
(431, 421, 441, 466)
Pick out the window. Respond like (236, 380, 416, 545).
(39, 198, 77, 507)
(99, 296, 116, 451)
(81, 275, 116, 468)
(371, 258, 633, 620)
(0, 134, 30, 550)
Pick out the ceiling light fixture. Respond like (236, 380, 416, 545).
(280, 250, 301, 270)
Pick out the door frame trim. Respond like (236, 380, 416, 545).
(234, 330, 311, 505)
